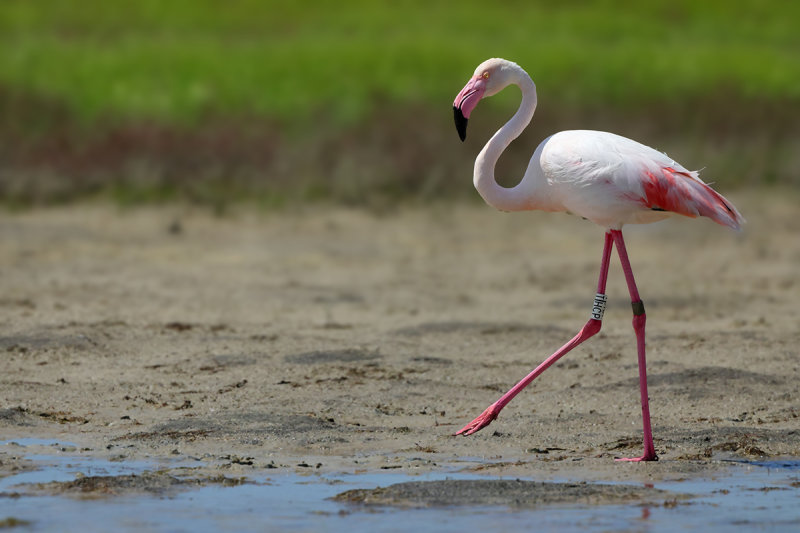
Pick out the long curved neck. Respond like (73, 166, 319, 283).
(473, 71, 544, 212)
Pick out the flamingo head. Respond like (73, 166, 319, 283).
(453, 58, 518, 141)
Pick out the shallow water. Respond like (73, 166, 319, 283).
(1, 439, 798, 532)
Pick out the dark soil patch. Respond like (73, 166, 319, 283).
(392, 321, 567, 338)
(285, 349, 381, 365)
(116, 413, 340, 446)
(31, 471, 248, 498)
(333, 479, 688, 508)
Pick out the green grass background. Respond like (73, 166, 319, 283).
(0, 0, 797, 205)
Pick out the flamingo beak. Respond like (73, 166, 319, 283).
(453, 76, 486, 142)
(453, 107, 468, 142)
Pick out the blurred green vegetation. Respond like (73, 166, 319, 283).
(0, 0, 797, 206)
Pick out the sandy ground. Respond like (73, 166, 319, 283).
(1, 189, 799, 491)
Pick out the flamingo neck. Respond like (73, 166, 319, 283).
(473, 71, 549, 212)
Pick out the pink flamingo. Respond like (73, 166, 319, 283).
(452, 58, 743, 462)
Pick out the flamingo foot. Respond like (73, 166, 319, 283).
(454, 403, 501, 436)
(614, 451, 658, 462)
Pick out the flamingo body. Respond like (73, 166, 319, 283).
(451, 58, 743, 461)
(455, 58, 743, 230)
(533, 130, 743, 229)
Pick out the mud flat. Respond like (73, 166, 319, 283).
(1, 189, 799, 485)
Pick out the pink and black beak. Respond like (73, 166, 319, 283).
(453, 75, 487, 142)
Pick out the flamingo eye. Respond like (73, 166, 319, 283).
(481, 71, 490, 79)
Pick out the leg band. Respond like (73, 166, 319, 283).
(591, 293, 607, 320)
(632, 300, 645, 316)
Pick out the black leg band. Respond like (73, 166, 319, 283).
(631, 300, 645, 316)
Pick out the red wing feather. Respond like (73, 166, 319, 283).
(640, 167, 743, 229)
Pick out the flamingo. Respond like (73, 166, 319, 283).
(452, 58, 743, 462)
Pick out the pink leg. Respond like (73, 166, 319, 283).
(610, 230, 657, 462)
(455, 232, 614, 436)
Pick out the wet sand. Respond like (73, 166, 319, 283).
(333, 478, 686, 508)
(1, 189, 799, 499)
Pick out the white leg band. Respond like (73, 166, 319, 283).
(591, 293, 607, 320)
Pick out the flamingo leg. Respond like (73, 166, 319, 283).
(610, 230, 658, 462)
(455, 231, 614, 436)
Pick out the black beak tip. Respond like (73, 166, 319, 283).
(453, 106, 468, 142)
